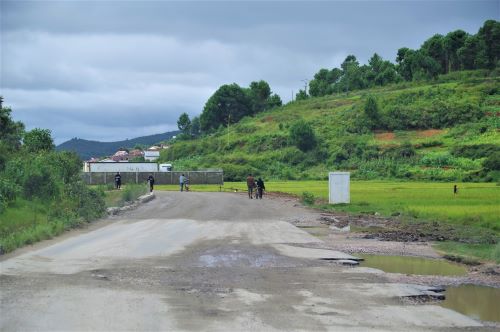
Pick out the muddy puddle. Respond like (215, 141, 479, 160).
(358, 254, 467, 276)
(441, 284, 500, 322)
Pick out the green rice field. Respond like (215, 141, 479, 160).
(156, 181, 500, 231)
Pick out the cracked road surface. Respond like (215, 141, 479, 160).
(0, 192, 488, 331)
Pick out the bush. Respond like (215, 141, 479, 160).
(289, 120, 317, 152)
(452, 144, 499, 159)
(483, 151, 500, 171)
(301, 192, 315, 205)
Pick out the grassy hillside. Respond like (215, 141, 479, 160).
(57, 130, 179, 160)
(160, 71, 499, 182)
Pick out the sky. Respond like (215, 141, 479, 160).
(1, 0, 498, 144)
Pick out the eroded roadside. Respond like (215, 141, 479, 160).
(290, 211, 500, 289)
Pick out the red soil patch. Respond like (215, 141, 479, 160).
(375, 132, 395, 141)
(417, 129, 443, 138)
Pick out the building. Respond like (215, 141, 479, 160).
(111, 150, 129, 162)
(144, 150, 160, 161)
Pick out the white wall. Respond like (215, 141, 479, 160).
(86, 162, 158, 173)
(329, 172, 350, 204)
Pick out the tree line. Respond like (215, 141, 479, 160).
(176, 20, 498, 137)
(304, 20, 499, 99)
(177, 80, 282, 138)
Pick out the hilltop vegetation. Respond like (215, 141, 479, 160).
(160, 70, 499, 182)
(163, 20, 499, 182)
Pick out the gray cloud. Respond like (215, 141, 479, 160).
(1, 0, 497, 144)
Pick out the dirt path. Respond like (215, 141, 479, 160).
(0, 192, 493, 331)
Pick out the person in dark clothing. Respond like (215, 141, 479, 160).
(246, 174, 255, 199)
(114, 172, 122, 190)
(454, 184, 458, 195)
(147, 174, 155, 193)
(256, 177, 265, 199)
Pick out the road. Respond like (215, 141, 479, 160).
(0, 191, 488, 331)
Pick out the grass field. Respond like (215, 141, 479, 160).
(156, 180, 500, 230)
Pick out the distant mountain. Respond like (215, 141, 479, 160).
(56, 131, 180, 160)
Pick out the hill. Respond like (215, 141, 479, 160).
(159, 70, 499, 182)
(57, 131, 179, 160)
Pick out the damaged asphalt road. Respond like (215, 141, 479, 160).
(0, 192, 491, 331)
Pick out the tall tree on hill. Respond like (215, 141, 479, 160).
(177, 112, 192, 135)
(444, 30, 468, 72)
(248, 80, 271, 114)
(421, 34, 447, 73)
(458, 35, 488, 69)
(190, 116, 201, 138)
(309, 68, 342, 97)
(477, 20, 500, 69)
(200, 83, 252, 132)
(396, 47, 414, 81)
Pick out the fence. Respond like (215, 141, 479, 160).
(82, 171, 223, 185)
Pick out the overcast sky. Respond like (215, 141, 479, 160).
(1, 0, 498, 144)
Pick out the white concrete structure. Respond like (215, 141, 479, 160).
(144, 150, 160, 161)
(159, 163, 172, 172)
(329, 172, 350, 204)
(83, 162, 158, 173)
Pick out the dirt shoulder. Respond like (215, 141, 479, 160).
(289, 209, 500, 289)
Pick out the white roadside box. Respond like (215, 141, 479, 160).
(329, 172, 350, 204)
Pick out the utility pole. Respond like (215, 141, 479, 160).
(227, 114, 231, 146)
(301, 79, 309, 94)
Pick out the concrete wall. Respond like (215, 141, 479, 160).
(82, 171, 224, 185)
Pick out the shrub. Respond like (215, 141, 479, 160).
(289, 120, 317, 152)
(483, 151, 500, 171)
(301, 192, 315, 205)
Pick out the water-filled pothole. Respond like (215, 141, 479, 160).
(358, 254, 467, 276)
(441, 284, 500, 322)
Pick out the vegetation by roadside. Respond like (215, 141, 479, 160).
(98, 184, 149, 208)
(0, 102, 106, 254)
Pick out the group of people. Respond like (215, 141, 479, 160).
(246, 174, 265, 199)
(114, 172, 156, 193)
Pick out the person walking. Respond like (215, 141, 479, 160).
(246, 174, 255, 199)
(454, 184, 458, 195)
(180, 174, 186, 192)
(256, 177, 265, 199)
(114, 172, 122, 190)
(147, 174, 155, 193)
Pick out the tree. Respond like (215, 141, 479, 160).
(248, 80, 271, 114)
(421, 34, 447, 73)
(267, 94, 283, 109)
(443, 30, 468, 71)
(309, 68, 342, 97)
(396, 47, 414, 81)
(177, 112, 191, 135)
(23, 128, 54, 153)
(0, 97, 25, 169)
(458, 35, 488, 69)
(477, 20, 500, 69)
(200, 83, 252, 132)
(190, 116, 201, 137)
(295, 89, 309, 101)
(289, 120, 317, 152)
(364, 95, 380, 128)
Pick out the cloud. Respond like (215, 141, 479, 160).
(1, 0, 497, 144)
